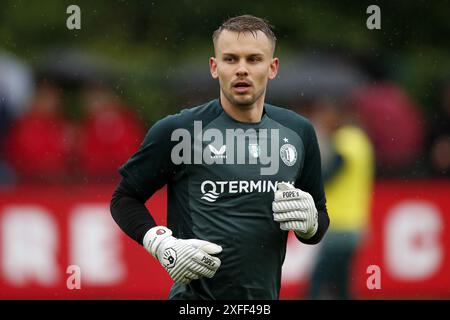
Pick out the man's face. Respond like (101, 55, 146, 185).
(210, 30, 279, 108)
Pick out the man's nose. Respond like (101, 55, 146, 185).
(236, 61, 249, 77)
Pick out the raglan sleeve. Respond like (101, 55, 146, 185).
(110, 115, 182, 244)
(119, 115, 181, 199)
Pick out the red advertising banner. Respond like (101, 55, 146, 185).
(0, 183, 170, 299)
(0, 180, 449, 299)
(351, 180, 450, 298)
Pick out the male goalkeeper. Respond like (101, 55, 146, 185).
(110, 15, 330, 300)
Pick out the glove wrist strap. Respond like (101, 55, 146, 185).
(143, 226, 173, 257)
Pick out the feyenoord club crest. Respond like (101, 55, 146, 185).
(280, 144, 297, 166)
(248, 143, 260, 158)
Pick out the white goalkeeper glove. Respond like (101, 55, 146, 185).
(272, 182, 318, 239)
(143, 226, 222, 284)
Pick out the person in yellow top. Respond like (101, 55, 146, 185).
(301, 97, 374, 299)
(325, 125, 374, 232)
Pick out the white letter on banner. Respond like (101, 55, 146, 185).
(70, 205, 125, 284)
(385, 201, 443, 280)
(1, 206, 59, 285)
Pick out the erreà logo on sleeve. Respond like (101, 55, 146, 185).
(200, 180, 294, 203)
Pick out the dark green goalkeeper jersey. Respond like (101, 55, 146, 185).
(118, 98, 327, 300)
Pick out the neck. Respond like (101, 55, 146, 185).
(220, 91, 265, 123)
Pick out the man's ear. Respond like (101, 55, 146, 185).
(209, 57, 218, 79)
(268, 57, 279, 80)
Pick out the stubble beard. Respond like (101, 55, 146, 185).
(222, 86, 265, 109)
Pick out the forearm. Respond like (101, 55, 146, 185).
(295, 208, 330, 245)
(110, 178, 157, 245)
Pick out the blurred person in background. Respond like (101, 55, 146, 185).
(5, 79, 73, 182)
(300, 96, 374, 299)
(74, 83, 145, 180)
(349, 82, 424, 177)
(0, 90, 14, 185)
(0, 50, 34, 185)
(425, 78, 450, 177)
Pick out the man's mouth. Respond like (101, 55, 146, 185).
(232, 81, 251, 94)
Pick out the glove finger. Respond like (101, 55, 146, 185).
(190, 263, 217, 278)
(274, 190, 301, 202)
(200, 265, 218, 278)
(170, 268, 191, 284)
(204, 269, 218, 278)
(274, 216, 306, 223)
(274, 186, 309, 202)
(200, 243, 222, 255)
(281, 221, 307, 233)
(168, 248, 199, 280)
(276, 182, 295, 191)
(273, 210, 307, 222)
(170, 251, 218, 280)
(192, 251, 221, 270)
(186, 239, 223, 255)
(176, 276, 192, 284)
(272, 200, 309, 213)
(184, 270, 200, 280)
(294, 221, 307, 233)
(171, 262, 206, 283)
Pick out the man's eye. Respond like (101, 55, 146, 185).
(224, 57, 235, 62)
(249, 57, 262, 63)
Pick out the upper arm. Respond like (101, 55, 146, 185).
(118, 115, 182, 200)
(295, 121, 327, 211)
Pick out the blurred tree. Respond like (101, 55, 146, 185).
(0, 0, 448, 123)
